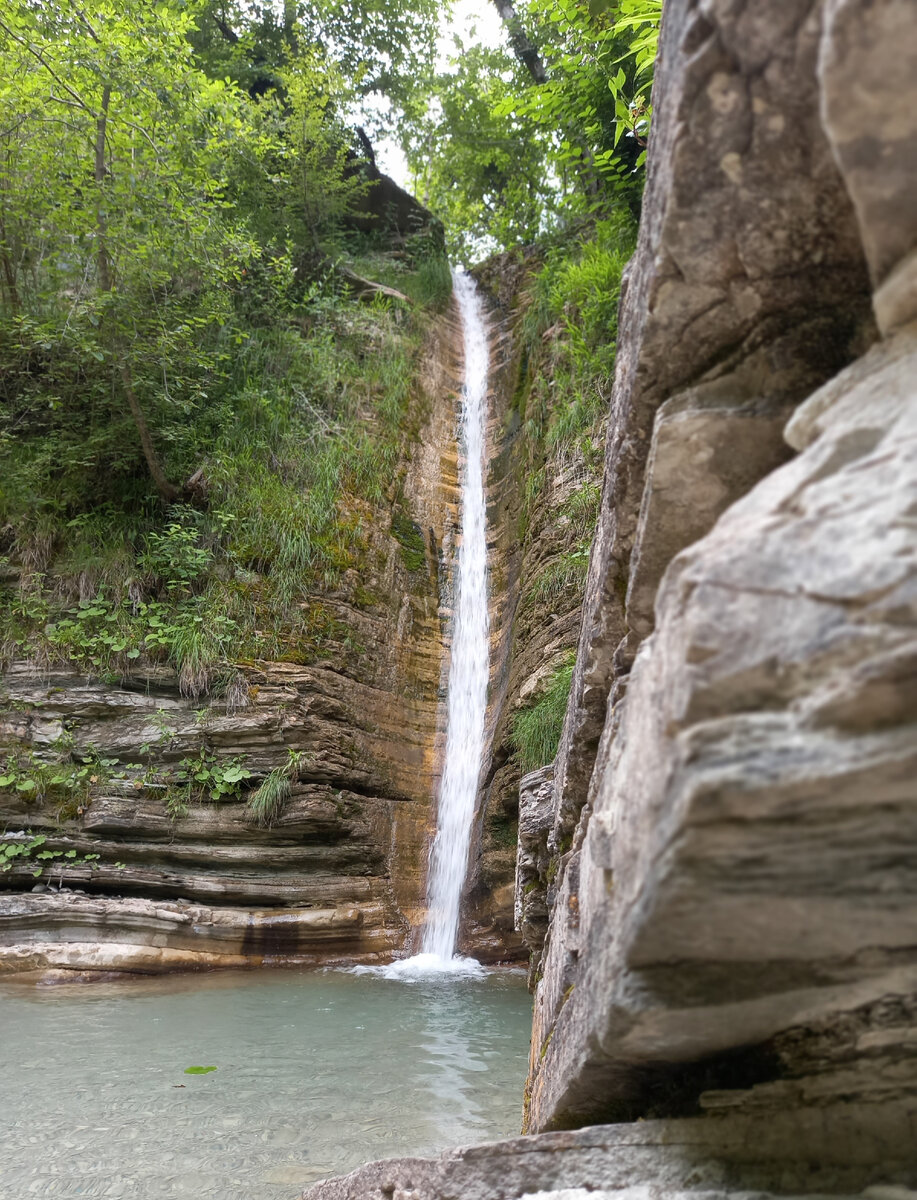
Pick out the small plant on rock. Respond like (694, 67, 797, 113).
(175, 749, 252, 804)
(246, 749, 307, 827)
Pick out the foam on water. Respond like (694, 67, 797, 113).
(349, 953, 489, 981)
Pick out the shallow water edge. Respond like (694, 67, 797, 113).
(1, 964, 532, 1199)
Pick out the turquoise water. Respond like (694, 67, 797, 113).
(0, 966, 532, 1199)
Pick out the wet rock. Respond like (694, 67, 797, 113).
(302, 1110, 917, 1200)
(0, 892, 392, 973)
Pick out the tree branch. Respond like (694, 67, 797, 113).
(490, 0, 547, 83)
(0, 17, 95, 115)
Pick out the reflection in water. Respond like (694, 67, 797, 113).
(0, 967, 531, 1199)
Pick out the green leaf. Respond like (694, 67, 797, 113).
(184, 1065, 218, 1075)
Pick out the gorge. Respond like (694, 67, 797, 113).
(1, 0, 917, 1198)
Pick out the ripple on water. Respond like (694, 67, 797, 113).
(0, 966, 531, 1200)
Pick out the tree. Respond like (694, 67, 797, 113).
(0, 0, 255, 499)
(404, 43, 557, 261)
(403, 0, 662, 254)
(189, 0, 440, 139)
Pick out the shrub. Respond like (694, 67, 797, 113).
(511, 657, 575, 773)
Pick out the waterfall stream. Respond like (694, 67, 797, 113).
(362, 270, 491, 979)
(420, 269, 491, 964)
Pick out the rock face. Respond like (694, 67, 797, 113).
(0, 316, 466, 974)
(307, 0, 917, 1195)
(0, 263, 576, 974)
(520, 0, 917, 1150)
(302, 1114, 917, 1200)
(527, 327, 917, 1130)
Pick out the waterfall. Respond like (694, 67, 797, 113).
(420, 269, 491, 963)
(351, 270, 491, 980)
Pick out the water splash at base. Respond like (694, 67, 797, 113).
(348, 953, 489, 982)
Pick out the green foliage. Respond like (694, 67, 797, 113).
(0, 0, 446, 698)
(174, 750, 252, 804)
(190, 0, 439, 124)
(561, 483, 602, 534)
(183, 1065, 218, 1075)
(404, 0, 660, 256)
(391, 510, 427, 572)
(514, 215, 634, 543)
(413, 253, 454, 310)
(0, 748, 118, 815)
(524, 551, 590, 610)
(511, 0, 661, 185)
(246, 749, 307, 827)
(511, 657, 576, 773)
(405, 44, 557, 260)
(139, 511, 217, 596)
(0, 832, 101, 878)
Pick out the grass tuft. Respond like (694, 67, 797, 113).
(246, 749, 307, 827)
(511, 657, 575, 773)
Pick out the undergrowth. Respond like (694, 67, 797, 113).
(511, 656, 576, 774)
(0, 245, 449, 691)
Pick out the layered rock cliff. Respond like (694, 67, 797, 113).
(0, 259, 585, 974)
(307, 0, 917, 1195)
(0, 313, 466, 974)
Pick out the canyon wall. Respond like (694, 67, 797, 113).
(307, 0, 917, 1195)
(0, 317, 466, 975)
(0, 265, 571, 975)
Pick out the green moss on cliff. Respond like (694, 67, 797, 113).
(511, 655, 576, 774)
(0, 261, 446, 690)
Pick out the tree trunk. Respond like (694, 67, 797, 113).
(490, 0, 547, 83)
(93, 83, 178, 504)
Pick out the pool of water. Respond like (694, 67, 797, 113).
(0, 966, 532, 1199)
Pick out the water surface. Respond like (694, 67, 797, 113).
(0, 966, 531, 1199)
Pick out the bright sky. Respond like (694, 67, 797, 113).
(370, 0, 507, 188)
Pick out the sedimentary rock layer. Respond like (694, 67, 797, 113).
(303, 1107, 917, 1200)
(0, 315, 466, 972)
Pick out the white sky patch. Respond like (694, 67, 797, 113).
(366, 0, 507, 188)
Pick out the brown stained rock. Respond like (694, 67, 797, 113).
(0, 315, 465, 968)
(0, 893, 394, 974)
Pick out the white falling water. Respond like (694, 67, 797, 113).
(420, 269, 491, 965)
(359, 269, 491, 981)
